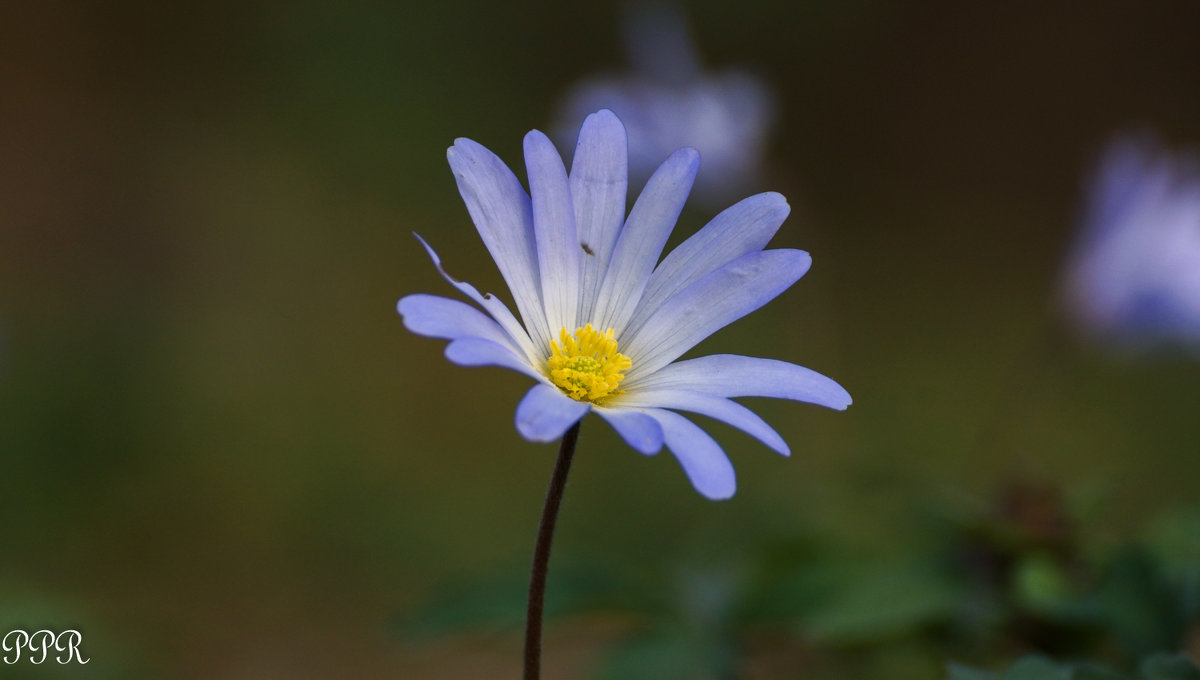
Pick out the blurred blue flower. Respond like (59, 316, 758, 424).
(1060, 135, 1200, 349)
(398, 110, 849, 500)
(556, 5, 775, 204)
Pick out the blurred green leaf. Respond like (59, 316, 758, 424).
(738, 560, 843, 623)
(1013, 553, 1082, 615)
(395, 561, 641, 639)
(396, 571, 528, 637)
(596, 628, 733, 680)
(947, 661, 1001, 680)
(1146, 508, 1200, 566)
(802, 559, 963, 644)
(1073, 665, 1130, 680)
(1092, 548, 1187, 658)
(949, 656, 1133, 680)
(734, 535, 834, 623)
(1139, 653, 1200, 680)
(1146, 507, 1200, 620)
(1001, 655, 1073, 680)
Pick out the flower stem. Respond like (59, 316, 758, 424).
(523, 420, 582, 680)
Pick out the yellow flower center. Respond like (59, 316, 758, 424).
(546, 324, 632, 403)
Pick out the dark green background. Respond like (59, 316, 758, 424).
(3, 1, 1199, 677)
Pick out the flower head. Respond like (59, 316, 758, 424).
(1060, 135, 1200, 349)
(556, 5, 774, 204)
(398, 110, 850, 500)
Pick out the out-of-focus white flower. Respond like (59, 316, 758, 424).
(556, 4, 775, 204)
(1060, 135, 1200, 349)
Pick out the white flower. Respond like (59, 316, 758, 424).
(399, 110, 849, 500)
(1061, 135, 1200, 348)
(556, 5, 774, 204)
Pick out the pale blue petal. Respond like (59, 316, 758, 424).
(414, 234, 541, 366)
(592, 147, 700, 336)
(397, 294, 515, 350)
(570, 110, 629, 326)
(444, 338, 543, 381)
(615, 389, 788, 455)
(625, 354, 852, 411)
(623, 249, 812, 380)
(593, 407, 663, 455)
(640, 408, 736, 500)
(525, 130, 580, 335)
(625, 192, 789, 338)
(515, 383, 590, 442)
(447, 139, 551, 354)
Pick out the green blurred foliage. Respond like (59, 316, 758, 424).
(401, 494, 1200, 678)
(3, 0, 1200, 678)
(948, 653, 1200, 680)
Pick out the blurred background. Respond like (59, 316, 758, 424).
(3, 1, 1199, 678)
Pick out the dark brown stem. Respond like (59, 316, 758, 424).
(523, 420, 582, 680)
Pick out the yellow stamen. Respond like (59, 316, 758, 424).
(546, 324, 632, 403)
